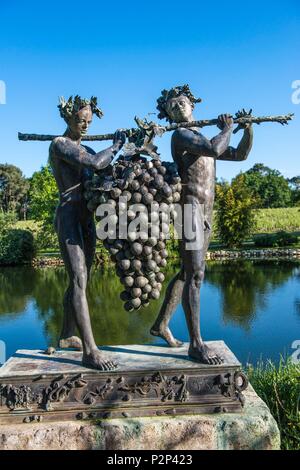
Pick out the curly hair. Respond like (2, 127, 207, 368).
(156, 84, 202, 122)
(58, 95, 103, 121)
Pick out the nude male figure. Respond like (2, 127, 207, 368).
(151, 85, 253, 364)
(49, 95, 126, 370)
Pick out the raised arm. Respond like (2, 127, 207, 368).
(51, 131, 125, 171)
(172, 114, 233, 158)
(217, 110, 253, 161)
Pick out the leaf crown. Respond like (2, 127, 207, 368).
(156, 84, 202, 121)
(58, 95, 104, 120)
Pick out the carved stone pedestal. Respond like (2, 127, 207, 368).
(0, 342, 248, 425)
(0, 385, 281, 450)
(0, 342, 280, 450)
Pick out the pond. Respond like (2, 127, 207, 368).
(0, 259, 299, 365)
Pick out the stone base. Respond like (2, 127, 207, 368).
(0, 385, 280, 450)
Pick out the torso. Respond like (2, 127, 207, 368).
(49, 137, 93, 230)
(172, 129, 216, 216)
(49, 138, 94, 221)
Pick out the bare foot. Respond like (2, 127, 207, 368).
(188, 343, 223, 365)
(82, 349, 118, 371)
(150, 326, 183, 348)
(59, 336, 83, 350)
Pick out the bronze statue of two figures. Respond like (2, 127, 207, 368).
(22, 85, 293, 371)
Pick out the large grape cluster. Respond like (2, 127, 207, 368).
(84, 156, 182, 311)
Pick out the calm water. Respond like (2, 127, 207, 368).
(0, 260, 300, 365)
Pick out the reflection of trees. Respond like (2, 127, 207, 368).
(0, 267, 38, 316)
(292, 266, 300, 319)
(0, 264, 177, 347)
(87, 267, 177, 347)
(205, 260, 297, 330)
(32, 267, 67, 343)
(1, 260, 298, 345)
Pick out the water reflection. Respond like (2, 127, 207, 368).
(0, 265, 177, 349)
(0, 267, 37, 316)
(0, 260, 299, 363)
(205, 260, 298, 330)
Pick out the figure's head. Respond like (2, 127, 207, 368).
(156, 85, 202, 123)
(58, 95, 103, 138)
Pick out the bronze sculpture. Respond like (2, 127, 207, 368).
(18, 87, 294, 368)
(49, 95, 126, 370)
(150, 85, 253, 364)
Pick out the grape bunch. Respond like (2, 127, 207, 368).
(84, 156, 182, 311)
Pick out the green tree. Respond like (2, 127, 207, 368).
(214, 177, 227, 210)
(0, 164, 29, 214)
(28, 165, 59, 248)
(215, 174, 256, 248)
(238, 163, 291, 208)
(288, 176, 300, 206)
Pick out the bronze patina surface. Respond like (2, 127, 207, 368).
(0, 342, 248, 424)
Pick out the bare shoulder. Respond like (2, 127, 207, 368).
(51, 136, 79, 155)
(172, 127, 206, 142)
(172, 128, 185, 144)
(51, 136, 67, 151)
(52, 136, 67, 145)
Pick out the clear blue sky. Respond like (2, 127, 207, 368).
(0, 0, 299, 181)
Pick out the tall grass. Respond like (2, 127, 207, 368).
(254, 208, 300, 233)
(247, 359, 300, 450)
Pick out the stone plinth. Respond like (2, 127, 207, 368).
(0, 343, 280, 450)
(0, 385, 280, 450)
(0, 342, 249, 424)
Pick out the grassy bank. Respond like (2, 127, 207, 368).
(208, 207, 300, 249)
(254, 208, 300, 233)
(247, 359, 300, 450)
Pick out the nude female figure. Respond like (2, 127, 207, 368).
(150, 86, 253, 364)
(49, 95, 126, 370)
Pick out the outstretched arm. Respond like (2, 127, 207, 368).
(52, 130, 126, 171)
(173, 114, 233, 158)
(217, 126, 253, 161)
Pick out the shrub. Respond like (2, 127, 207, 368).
(0, 228, 36, 265)
(215, 174, 257, 248)
(0, 211, 17, 232)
